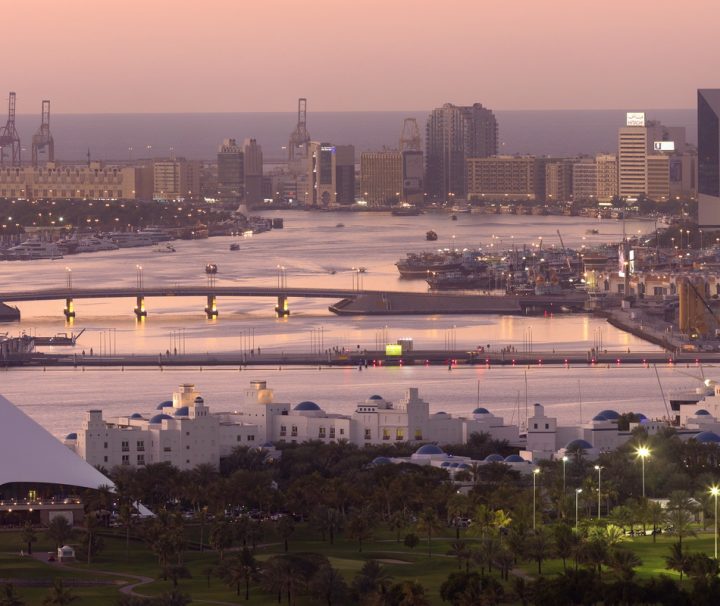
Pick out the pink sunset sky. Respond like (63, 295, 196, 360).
(6, 0, 719, 113)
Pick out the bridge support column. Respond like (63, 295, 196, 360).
(275, 295, 289, 317)
(63, 298, 75, 319)
(205, 295, 218, 318)
(134, 296, 147, 319)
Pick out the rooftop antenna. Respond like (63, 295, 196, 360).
(31, 100, 55, 167)
(0, 92, 21, 166)
(86, 148, 91, 166)
(399, 118, 421, 151)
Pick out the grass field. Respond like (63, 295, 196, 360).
(1, 524, 717, 604)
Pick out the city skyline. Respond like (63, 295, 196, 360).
(4, 0, 719, 113)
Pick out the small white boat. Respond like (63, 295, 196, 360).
(153, 243, 176, 253)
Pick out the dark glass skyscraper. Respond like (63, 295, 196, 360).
(698, 89, 720, 227)
(425, 103, 498, 200)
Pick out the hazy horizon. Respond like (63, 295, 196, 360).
(5, 0, 718, 114)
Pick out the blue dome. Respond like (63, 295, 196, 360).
(449, 462, 460, 468)
(149, 413, 173, 424)
(130, 413, 143, 419)
(694, 431, 720, 443)
(156, 400, 173, 410)
(194, 396, 204, 404)
(696, 409, 711, 416)
(504, 454, 525, 463)
(458, 463, 471, 469)
(260, 441, 274, 448)
(592, 414, 608, 422)
(440, 461, 451, 467)
(434, 411, 447, 416)
(295, 401, 321, 411)
(598, 409, 620, 420)
(566, 439, 593, 450)
(415, 444, 444, 455)
(174, 406, 189, 417)
(65, 432, 77, 440)
(369, 394, 384, 400)
(473, 407, 490, 414)
(634, 413, 647, 420)
(485, 454, 505, 462)
(372, 456, 392, 465)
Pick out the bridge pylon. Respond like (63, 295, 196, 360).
(205, 295, 218, 319)
(275, 295, 289, 317)
(63, 298, 75, 319)
(134, 296, 147, 319)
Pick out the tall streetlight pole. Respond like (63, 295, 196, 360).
(136, 264, 143, 290)
(575, 488, 582, 529)
(711, 485, 719, 560)
(594, 465, 603, 520)
(65, 267, 72, 291)
(562, 456, 568, 494)
(635, 445, 650, 498)
(533, 468, 540, 530)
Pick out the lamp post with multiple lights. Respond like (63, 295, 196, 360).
(533, 468, 540, 530)
(575, 488, 582, 529)
(594, 465, 603, 520)
(636, 445, 651, 498)
(711, 485, 719, 560)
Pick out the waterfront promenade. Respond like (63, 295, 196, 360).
(2, 347, 714, 368)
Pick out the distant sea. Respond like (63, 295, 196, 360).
(12, 109, 696, 163)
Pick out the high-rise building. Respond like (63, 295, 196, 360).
(544, 160, 573, 201)
(217, 138, 244, 202)
(647, 154, 670, 202)
(243, 138, 264, 205)
(334, 145, 355, 205)
(426, 103, 498, 200)
(466, 156, 538, 201)
(618, 115, 648, 198)
(402, 150, 424, 206)
(153, 158, 200, 202)
(596, 154, 618, 201)
(698, 89, 720, 227)
(305, 142, 355, 207)
(360, 151, 402, 207)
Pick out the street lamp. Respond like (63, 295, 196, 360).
(533, 468, 540, 530)
(136, 264, 143, 290)
(562, 455, 569, 494)
(711, 485, 719, 560)
(65, 267, 72, 291)
(635, 445, 651, 498)
(575, 488, 582, 529)
(594, 465, 603, 520)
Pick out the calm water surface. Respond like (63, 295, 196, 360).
(2, 212, 701, 437)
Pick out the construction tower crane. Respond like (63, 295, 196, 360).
(288, 98, 310, 163)
(0, 92, 21, 167)
(399, 118, 421, 151)
(31, 100, 55, 167)
(556, 229, 572, 270)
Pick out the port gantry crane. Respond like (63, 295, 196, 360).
(31, 100, 55, 167)
(0, 92, 21, 167)
(399, 118, 421, 151)
(288, 97, 310, 164)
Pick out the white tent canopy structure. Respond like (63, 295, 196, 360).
(0, 394, 113, 491)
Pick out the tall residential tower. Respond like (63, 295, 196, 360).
(698, 90, 720, 227)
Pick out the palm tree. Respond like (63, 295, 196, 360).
(42, 580, 76, 606)
(397, 581, 430, 606)
(219, 547, 258, 600)
(665, 491, 698, 549)
(511, 577, 533, 606)
(416, 508, 441, 558)
(665, 541, 689, 581)
(351, 560, 392, 599)
(155, 589, 192, 606)
(387, 510, 406, 543)
(646, 501, 665, 543)
(276, 516, 295, 553)
(309, 563, 348, 606)
(81, 514, 104, 564)
(493, 547, 515, 581)
(20, 523, 36, 556)
(447, 541, 471, 571)
(209, 517, 234, 561)
(606, 548, 642, 581)
(160, 564, 191, 588)
(525, 527, 554, 575)
(0, 583, 24, 606)
(45, 517, 73, 549)
(552, 524, 577, 572)
(347, 511, 372, 552)
(261, 556, 287, 604)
